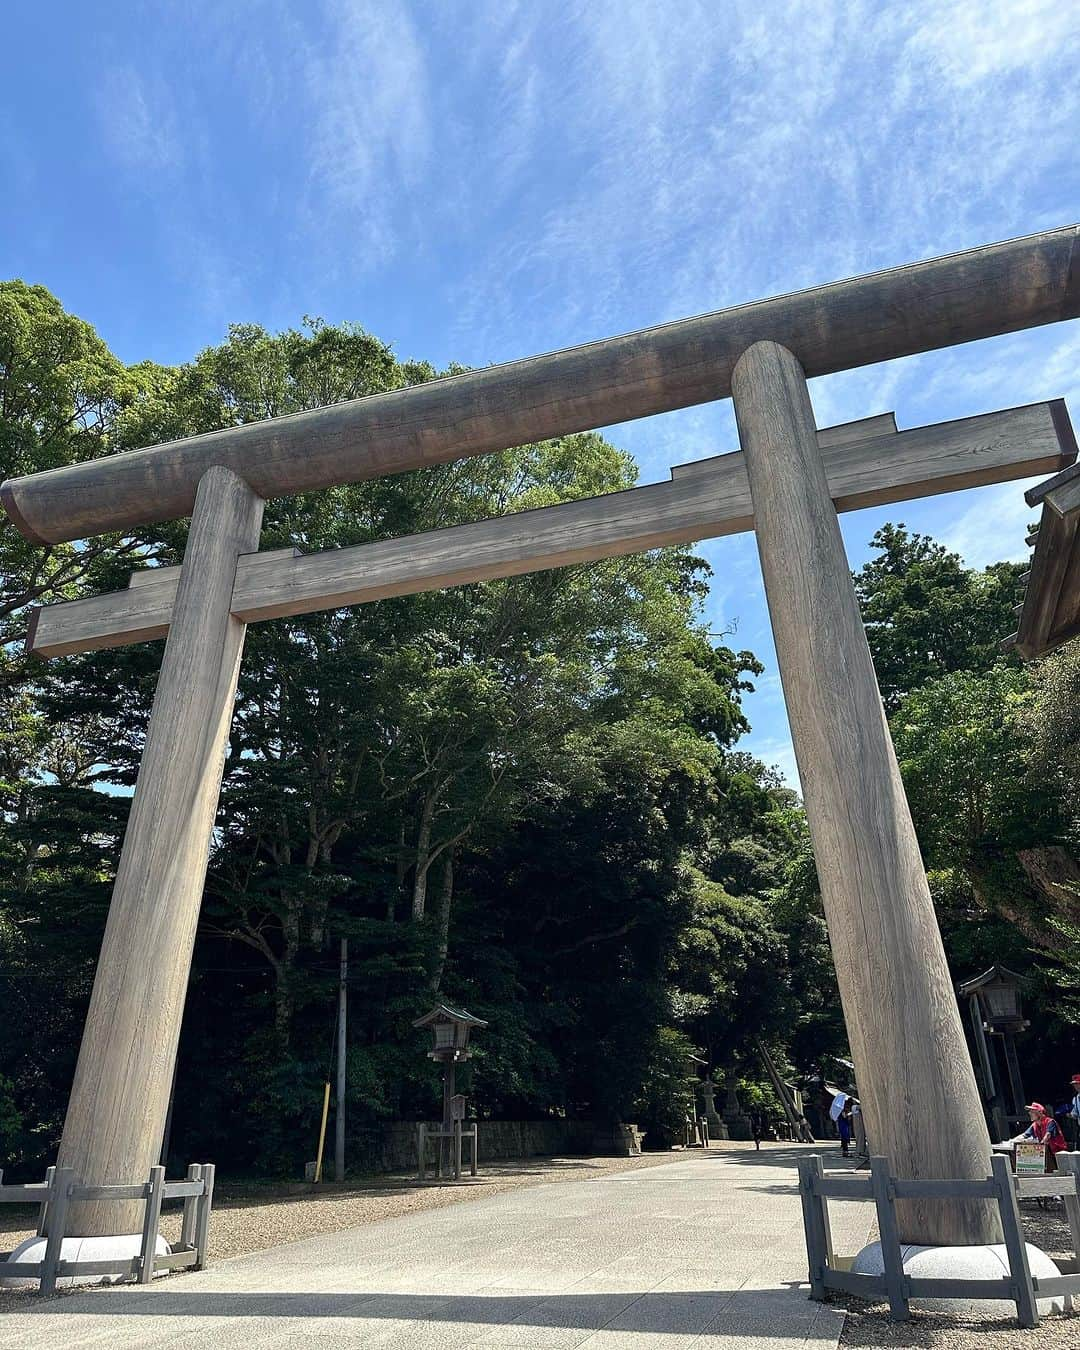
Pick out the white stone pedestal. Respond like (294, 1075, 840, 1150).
(853, 1240, 1064, 1315)
(0, 1233, 171, 1289)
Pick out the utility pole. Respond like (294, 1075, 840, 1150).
(335, 938, 347, 1183)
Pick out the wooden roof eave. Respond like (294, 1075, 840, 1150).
(1009, 437, 1080, 660)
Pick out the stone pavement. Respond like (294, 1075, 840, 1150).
(0, 1145, 870, 1349)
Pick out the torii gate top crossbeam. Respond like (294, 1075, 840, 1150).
(2, 225, 1077, 546)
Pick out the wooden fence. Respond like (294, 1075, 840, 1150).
(798, 1151, 1080, 1327)
(0, 1163, 214, 1296)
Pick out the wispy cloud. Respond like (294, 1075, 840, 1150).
(940, 479, 1041, 570)
(301, 0, 431, 266)
(95, 67, 181, 174)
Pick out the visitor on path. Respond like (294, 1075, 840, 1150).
(751, 1112, 762, 1151)
(1067, 1074, 1080, 1145)
(1011, 1102, 1067, 1161)
(837, 1100, 854, 1159)
(852, 1099, 869, 1161)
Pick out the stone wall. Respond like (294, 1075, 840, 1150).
(372, 1119, 625, 1172)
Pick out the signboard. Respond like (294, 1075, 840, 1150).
(449, 1094, 466, 1121)
(1015, 1141, 1046, 1175)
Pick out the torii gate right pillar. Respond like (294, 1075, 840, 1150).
(732, 340, 1000, 1247)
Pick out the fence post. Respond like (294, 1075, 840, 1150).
(39, 1167, 74, 1297)
(36, 1165, 55, 1237)
(798, 1156, 832, 1300)
(1055, 1152, 1080, 1314)
(138, 1165, 166, 1284)
(193, 1163, 215, 1271)
(991, 1152, 1038, 1328)
(471, 1125, 478, 1177)
(180, 1162, 201, 1250)
(1057, 1152, 1080, 1274)
(869, 1157, 910, 1321)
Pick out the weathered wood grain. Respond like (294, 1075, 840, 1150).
(56, 467, 263, 1236)
(670, 411, 898, 478)
(732, 339, 1001, 1248)
(28, 400, 1074, 659)
(3, 225, 1077, 545)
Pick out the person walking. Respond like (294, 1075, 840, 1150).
(837, 1100, 854, 1159)
(1067, 1074, 1080, 1147)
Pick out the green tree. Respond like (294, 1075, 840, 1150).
(853, 524, 1023, 710)
(0, 281, 165, 629)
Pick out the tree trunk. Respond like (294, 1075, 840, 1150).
(411, 787, 439, 920)
(274, 904, 300, 1049)
(429, 850, 455, 994)
(390, 820, 407, 922)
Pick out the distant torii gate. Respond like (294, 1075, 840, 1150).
(5, 225, 1078, 1248)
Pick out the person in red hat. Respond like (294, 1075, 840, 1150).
(1011, 1102, 1067, 1158)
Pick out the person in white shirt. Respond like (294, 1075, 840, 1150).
(1068, 1074, 1080, 1144)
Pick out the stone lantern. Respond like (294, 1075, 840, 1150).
(413, 1004, 487, 1181)
(414, 1004, 487, 1063)
(957, 966, 1028, 1139)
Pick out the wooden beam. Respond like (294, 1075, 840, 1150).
(3, 226, 1077, 545)
(670, 412, 898, 479)
(731, 339, 1000, 1248)
(27, 400, 1076, 660)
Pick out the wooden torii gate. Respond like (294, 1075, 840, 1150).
(4, 225, 1078, 1247)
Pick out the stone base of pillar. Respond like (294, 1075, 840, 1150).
(706, 1115, 728, 1140)
(852, 1240, 1063, 1315)
(0, 1232, 171, 1288)
(722, 1114, 754, 1141)
(592, 1123, 643, 1156)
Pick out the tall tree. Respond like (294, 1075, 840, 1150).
(853, 523, 1023, 710)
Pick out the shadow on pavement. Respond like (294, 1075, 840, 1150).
(18, 1286, 830, 1337)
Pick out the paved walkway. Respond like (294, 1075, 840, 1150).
(1, 1145, 870, 1349)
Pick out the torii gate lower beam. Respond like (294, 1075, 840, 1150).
(26, 400, 1072, 660)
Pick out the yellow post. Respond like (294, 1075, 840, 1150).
(314, 1081, 331, 1183)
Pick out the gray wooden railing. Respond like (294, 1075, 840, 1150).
(798, 1151, 1080, 1327)
(0, 1162, 214, 1295)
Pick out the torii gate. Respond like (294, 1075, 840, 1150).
(5, 225, 1078, 1251)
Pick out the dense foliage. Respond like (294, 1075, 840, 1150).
(856, 526, 1080, 1087)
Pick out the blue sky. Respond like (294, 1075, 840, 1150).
(3, 0, 1078, 782)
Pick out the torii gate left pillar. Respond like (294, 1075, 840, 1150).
(57, 466, 262, 1236)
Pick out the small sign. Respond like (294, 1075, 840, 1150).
(1015, 1141, 1046, 1175)
(450, 1093, 466, 1120)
